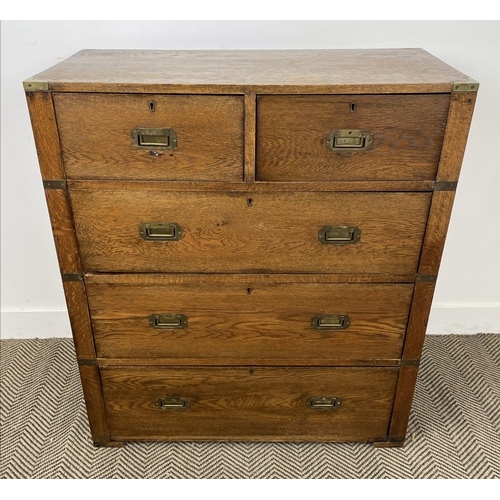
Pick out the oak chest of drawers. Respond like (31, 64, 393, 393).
(25, 49, 478, 447)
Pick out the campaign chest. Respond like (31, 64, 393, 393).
(24, 49, 478, 447)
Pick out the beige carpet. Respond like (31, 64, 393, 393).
(1, 335, 499, 478)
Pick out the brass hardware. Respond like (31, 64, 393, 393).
(415, 275, 437, 283)
(452, 81, 479, 92)
(155, 396, 190, 410)
(318, 225, 361, 245)
(434, 181, 457, 191)
(148, 100, 155, 112)
(139, 222, 182, 241)
(149, 313, 187, 330)
(77, 359, 96, 366)
(23, 80, 49, 91)
(401, 359, 420, 367)
(312, 314, 350, 330)
(61, 273, 84, 282)
(130, 127, 177, 150)
(306, 397, 342, 410)
(43, 180, 67, 190)
(327, 129, 373, 152)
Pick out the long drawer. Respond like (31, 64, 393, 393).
(71, 190, 431, 274)
(87, 279, 413, 362)
(100, 366, 398, 441)
(257, 94, 450, 181)
(53, 93, 244, 181)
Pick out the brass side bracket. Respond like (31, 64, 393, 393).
(401, 359, 420, 367)
(78, 358, 97, 366)
(43, 180, 67, 190)
(62, 273, 84, 282)
(434, 181, 457, 191)
(415, 275, 437, 283)
(23, 80, 49, 92)
(452, 81, 479, 92)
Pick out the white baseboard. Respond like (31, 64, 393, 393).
(1, 306, 499, 339)
(1, 310, 71, 339)
(427, 304, 500, 334)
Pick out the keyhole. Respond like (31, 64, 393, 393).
(247, 198, 253, 207)
(149, 100, 155, 112)
(247, 287, 252, 295)
(350, 102, 357, 112)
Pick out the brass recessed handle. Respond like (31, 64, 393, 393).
(312, 314, 350, 330)
(306, 397, 342, 410)
(139, 222, 181, 241)
(149, 313, 187, 330)
(131, 127, 177, 150)
(155, 396, 190, 410)
(326, 129, 373, 152)
(318, 225, 361, 245)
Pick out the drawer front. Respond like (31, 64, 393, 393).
(88, 281, 413, 362)
(257, 94, 450, 181)
(100, 366, 398, 441)
(71, 190, 431, 274)
(53, 93, 244, 181)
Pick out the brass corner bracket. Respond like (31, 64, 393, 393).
(43, 180, 67, 190)
(78, 358, 97, 366)
(401, 359, 420, 367)
(61, 273, 84, 282)
(415, 275, 437, 283)
(452, 81, 479, 92)
(434, 181, 457, 191)
(23, 80, 49, 92)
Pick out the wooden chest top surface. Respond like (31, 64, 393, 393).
(25, 48, 473, 94)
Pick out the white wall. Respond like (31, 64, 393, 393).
(2, 21, 499, 338)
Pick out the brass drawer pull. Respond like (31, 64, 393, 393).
(326, 129, 373, 152)
(130, 127, 177, 150)
(312, 314, 350, 330)
(139, 222, 182, 241)
(155, 396, 190, 410)
(306, 396, 342, 410)
(318, 225, 361, 245)
(149, 313, 187, 329)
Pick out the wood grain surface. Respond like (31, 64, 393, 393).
(257, 95, 450, 181)
(402, 282, 436, 361)
(44, 189, 81, 274)
(87, 282, 413, 362)
(84, 273, 415, 284)
(68, 179, 436, 192)
(25, 92, 65, 180)
(244, 92, 256, 182)
(63, 281, 96, 360)
(100, 366, 398, 441)
(418, 191, 456, 275)
(53, 93, 244, 181)
(70, 190, 431, 274)
(436, 92, 477, 181)
(27, 49, 471, 94)
(388, 365, 419, 440)
(78, 365, 113, 446)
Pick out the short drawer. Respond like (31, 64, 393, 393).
(87, 279, 413, 363)
(71, 190, 431, 274)
(53, 93, 244, 181)
(257, 94, 450, 181)
(100, 366, 398, 441)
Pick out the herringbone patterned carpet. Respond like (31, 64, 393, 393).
(1, 335, 499, 478)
